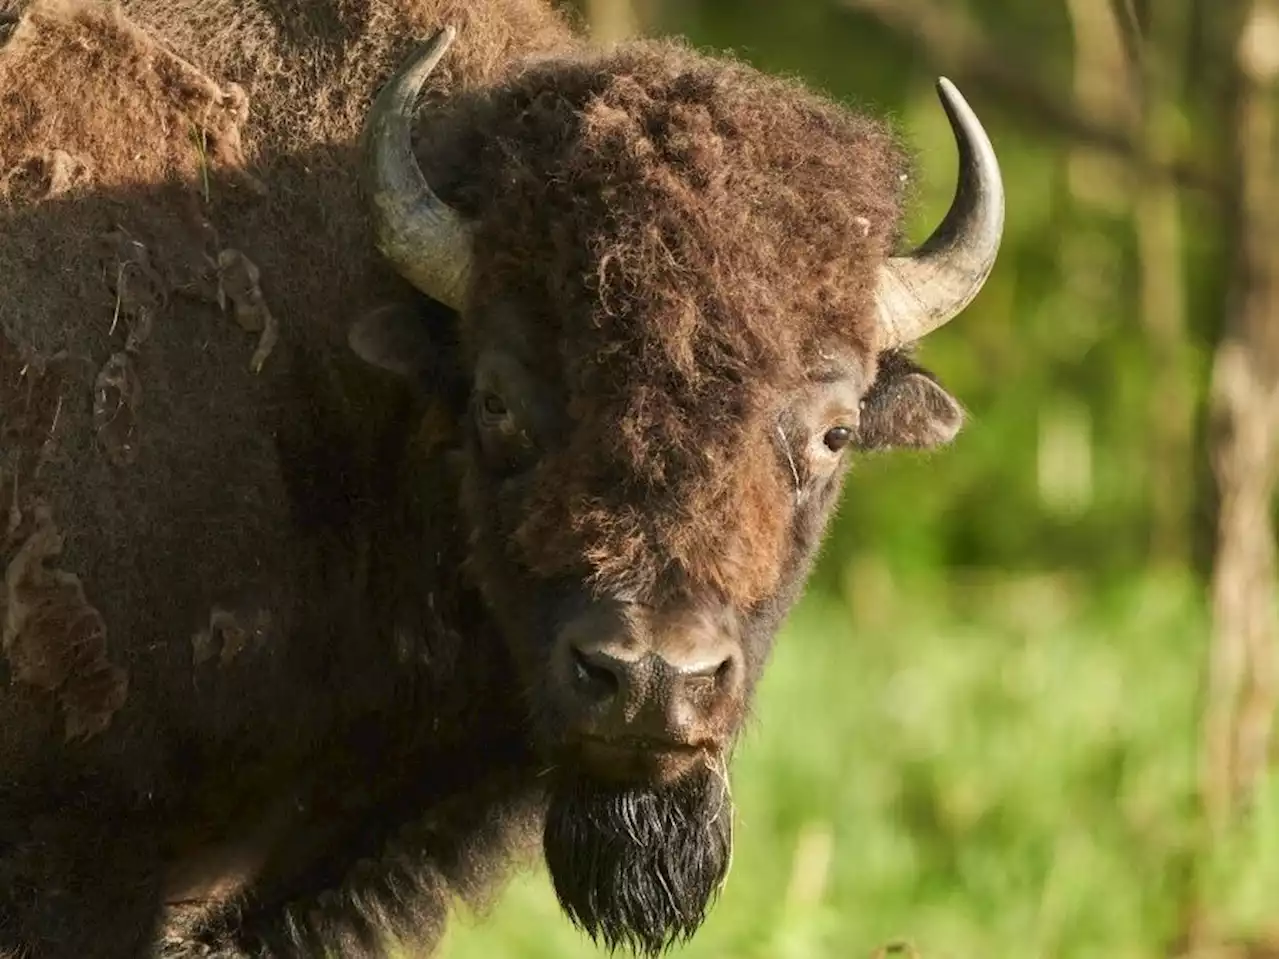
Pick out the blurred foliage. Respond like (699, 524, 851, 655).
(439, 0, 1277, 956)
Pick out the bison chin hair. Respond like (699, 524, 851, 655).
(543, 763, 734, 957)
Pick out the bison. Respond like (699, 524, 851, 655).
(0, 0, 1004, 956)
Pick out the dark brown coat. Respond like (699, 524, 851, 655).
(0, 2, 968, 956)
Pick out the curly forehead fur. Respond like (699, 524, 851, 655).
(424, 41, 908, 603)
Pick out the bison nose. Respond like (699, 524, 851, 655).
(568, 642, 632, 701)
(563, 636, 742, 741)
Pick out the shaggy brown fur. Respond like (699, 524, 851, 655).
(0, 1, 960, 957)
(0, 0, 576, 349)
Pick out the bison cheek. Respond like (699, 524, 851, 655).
(456, 456, 570, 689)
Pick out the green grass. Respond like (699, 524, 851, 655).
(435, 570, 1276, 959)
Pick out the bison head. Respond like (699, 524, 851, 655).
(351, 27, 1003, 956)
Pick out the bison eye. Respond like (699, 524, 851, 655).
(823, 426, 853, 452)
(477, 391, 513, 431)
(474, 387, 537, 475)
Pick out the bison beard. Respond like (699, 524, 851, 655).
(543, 765, 733, 956)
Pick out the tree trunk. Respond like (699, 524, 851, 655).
(1196, 7, 1278, 945)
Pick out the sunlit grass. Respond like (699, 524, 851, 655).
(433, 570, 1276, 959)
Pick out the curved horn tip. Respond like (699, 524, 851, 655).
(936, 77, 978, 106)
(871, 75, 1005, 351)
(932, 77, 994, 153)
(426, 24, 458, 56)
(362, 20, 473, 311)
(401, 24, 460, 88)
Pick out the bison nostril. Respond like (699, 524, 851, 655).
(682, 654, 735, 682)
(570, 644, 620, 698)
(675, 654, 738, 698)
(714, 656, 733, 685)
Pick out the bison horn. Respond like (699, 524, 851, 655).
(362, 26, 473, 311)
(873, 78, 1004, 351)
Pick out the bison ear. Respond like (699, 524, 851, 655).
(349, 298, 469, 410)
(855, 351, 964, 451)
(347, 301, 443, 379)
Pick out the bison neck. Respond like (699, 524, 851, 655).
(163, 405, 543, 936)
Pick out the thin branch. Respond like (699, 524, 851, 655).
(1108, 0, 1147, 84)
(838, 0, 1227, 201)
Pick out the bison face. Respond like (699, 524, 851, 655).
(451, 333, 963, 771)
(351, 297, 962, 955)
(453, 336, 870, 782)
(353, 27, 1002, 957)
